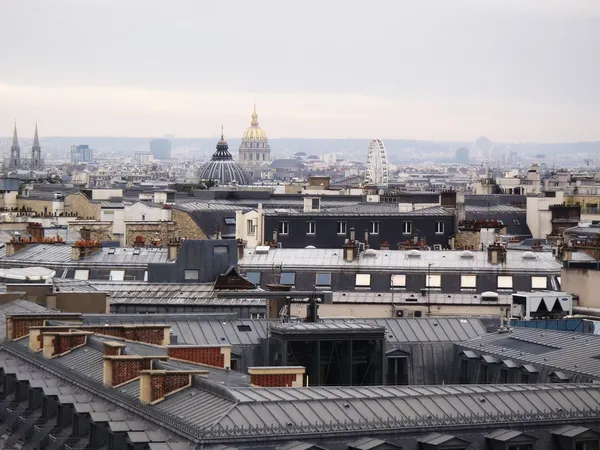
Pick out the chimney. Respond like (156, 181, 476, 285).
(103, 355, 168, 387)
(133, 235, 145, 248)
(80, 227, 91, 241)
(248, 366, 306, 387)
(350, 227, 356, 241)
(29, 326, 72, 351)
(103, 341, 126, 356)
(26, 222, 44, 241)
(139, 370, 207, 405)
(272, 229, 278, 245)
(440, 190, 457, 208)
(167, 238, 181, 261)
(71, 240, 102, 261)
(168, 345, 232, 368)
(487, 243, 506, 265)
(237, 238, 245, 260)
(42, 331, 92, 359)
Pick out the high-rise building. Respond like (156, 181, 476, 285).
(238, 105, 270, 166)
(455, 147, 469, 164)
(134, 151, 154, 165)
(71, 145, 93, 163)
(150, 138, 172, 160)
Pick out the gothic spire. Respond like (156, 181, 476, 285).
(33, 123, 40, 147)
(11, 122, 19, 148)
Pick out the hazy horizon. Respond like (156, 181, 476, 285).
(1, 0, 599, 142)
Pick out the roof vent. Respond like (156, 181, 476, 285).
(460, 250, 474, 258)
(305, 245, 316, 249)
(522, 251, 536, 260)
(363, 248, 377, 257)
(255, 246, 270, 254)
(407, 249, 421, 258)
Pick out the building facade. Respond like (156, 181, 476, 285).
(5, 124, 44, 170)
(150, 138, 172, 159)
(70, 144, 93, 163)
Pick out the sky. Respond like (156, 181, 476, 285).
(1, 0, 599, 142)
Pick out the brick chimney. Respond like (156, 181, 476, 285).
(139, 369, 208, 405)
(104, 341, 126, 356)
(26, 222, 44, 241)
(42, 331, 92, 359)
(29, 326, 73, 351)
(133, 235, 145, 248)
(439, 190, 457, 208)
(248, 366, 306, 387)
(103, 355, 168, 388)
(237, 238, 245, 260)
(167, 345, 232, 369)
(71, 240, 102, 261)
(167, 238, 182, 261)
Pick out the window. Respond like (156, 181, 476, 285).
(460, 359, 469, 383)
(370, 221, 380, 234)
(224, 217, 236, 225)
(214, 245, 228, 254)
(531, 276, 547, 289)
(521, 372, 530, 384)
(498, 275, 513, 289)
(144, 271, 148, 281)
(237, 324, 252, 332)
(278, 221, 289, 235)
(461, 275, 477, 289)
(109, 270, 125, 281)
(425, 274, 441, 288)
(311, 198, 320, 210)
(250, 313, 265, 319)
(480, 364, 489, 383)
(337, 221, 347, 235)
(74, 270, 89, 280)
(391, 274, 406, 287)
(247, 219, 256, 235)
(184, 270, 199, 280)
(315, 272, 332, 287)
(435, 221, 444, 234)
(307, 221, 316, 235)
(499, 369, 508, 383)
(402, 221, 412, 234)
(576, 441, 600, 450)
(355, 273, 371, 287)
(280, 272, 296, 285)
(246, 271, 261, 285)
(388, 357, 408, 385)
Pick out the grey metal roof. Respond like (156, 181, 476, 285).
(264, 204, 454, 217)
(0, 244, 169, 267)
(239, 248, 584, 273)
(326, 318, 486, 343)
(215, 383, 600, 433)
(460, 327, 600, 379)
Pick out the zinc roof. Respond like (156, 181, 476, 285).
(460, 327, 600, 379)
(239, 248, 580, 273)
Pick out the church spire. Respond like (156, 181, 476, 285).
(33, 123, 40, 147)
(12, 122, 19, 148)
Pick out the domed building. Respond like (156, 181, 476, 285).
(198, 129, 252, 185)
(238, 105, 270, 166)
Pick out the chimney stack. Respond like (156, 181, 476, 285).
(487, 243, 506, 265)
(139, 369, 207, 405)
(167, 238, 181, 261)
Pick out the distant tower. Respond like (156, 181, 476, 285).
(365, 138, 389, 186)
(10, 124, 20, 169)
(31, 124, 41, 169)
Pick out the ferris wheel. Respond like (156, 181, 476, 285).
(365, 138, 389, 186)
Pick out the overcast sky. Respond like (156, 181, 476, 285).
(1, 0, 599, 141)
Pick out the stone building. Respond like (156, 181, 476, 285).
(4, 123, 44, 170)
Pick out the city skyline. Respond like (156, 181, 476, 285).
(1, 0, 599, 141)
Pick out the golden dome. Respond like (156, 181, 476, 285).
(241, 104, 268, 142)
